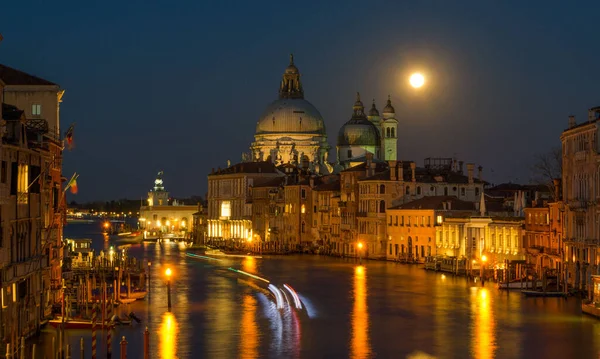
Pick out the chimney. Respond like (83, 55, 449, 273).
(478, 166, 483, 181)
(569, 115, 576, 128)
(553, 178, 561, 200)
(447, 200, 452, 210)
(211, 168, 215, 174)
(309, 176, 314, 187)
(467, 163, 474, 184)
(458, 161, 464, 174)
(370, 162, 376, 177)
(389, 160, 397, 181)
(366, 153, 373, 176)
(410, 162, 416, 182)
(398, 161, 404, 181)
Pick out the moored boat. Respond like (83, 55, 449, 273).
(120, 290, 147, 300)
(521, 290, 567, 298)
(498, 279, 543, 290)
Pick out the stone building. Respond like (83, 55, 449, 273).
(250, 176, 286, 251)
(139, 172, 197, 238)
(250, 55, 332, 174)
(0, 64, 65, 344)
(206, 161, 283, 246)
(524, 198, 563, 278)
(192, 204, 207, 246)
(312, 178, 341, 254)
(560, 108, 600, 291)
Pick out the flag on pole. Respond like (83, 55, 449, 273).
(65, 123, 75, 150)
(64, 173, 79, 194)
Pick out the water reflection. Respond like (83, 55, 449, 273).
(240, 294, 259, 359)
(160, 312, 178, 359)
(351, 265, 371, 359)
(242, 256, 257, 273)
(471, 288, 496, 359)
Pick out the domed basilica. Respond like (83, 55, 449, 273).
(251, 54, 332, 174)
(249, 55, 398, 173)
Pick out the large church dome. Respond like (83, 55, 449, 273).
(256, 98, 326, 135)
(255, 54, 326, 135)
(337, 93, 381, 147)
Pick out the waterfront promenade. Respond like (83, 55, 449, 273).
(31, 222, 600, 358)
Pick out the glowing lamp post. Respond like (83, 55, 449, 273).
(357, 242, 364, 264)
(165, 268, 172, 312)
(480, 255, 488, 286)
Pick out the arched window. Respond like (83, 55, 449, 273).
(380, 184, 385, 194)
(301, 222, 305, 233)
(444, 187, 448, 196)
(386, 128, 391, 137)
(417, 186, 422, 195)
(475, 187, 480, 196)
(379, 200, 386, 213)
(406, 186, 410, 195)
(391, 127, 395, 138)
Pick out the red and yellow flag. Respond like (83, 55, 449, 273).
(64, 173, 79, 194)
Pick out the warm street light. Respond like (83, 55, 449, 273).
(481, 255, 488, 263)
(165, 268, 172, 311)
(357, 242, 364, 264)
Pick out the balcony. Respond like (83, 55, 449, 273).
(338, 201, 347, 208)
(319, 205, 330, 212)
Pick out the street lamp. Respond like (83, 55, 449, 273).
(357, 242, 364, 264)
(480, 255, 488, 286)
(165, 268, 172, 312)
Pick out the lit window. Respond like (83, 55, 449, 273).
(220, 201, 231, 218)
(17, 164, 29, 204)
(436, 215, 443, 225)
(32, 104, 41, 116)
(301, 204, 306, 214)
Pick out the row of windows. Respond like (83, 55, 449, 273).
(388, 215, 432, 227)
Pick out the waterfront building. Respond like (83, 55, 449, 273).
(523, 195, 564, 279)
(206, 161, 283, 246)
(139, 172, 197, 238)
(386, 196, 474, 262)
(250, 176, 286, 251)
(250, 55, 332, 174)
(312, 178, 342, 254)
(560, 109, 600, 291)
(191, 204, 207, 246)
(0, 65, 65, 343)
(354, 158, 486, 259)
(283, 175, 318, 250)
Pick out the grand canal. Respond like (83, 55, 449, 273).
(35, 222, 600, 358)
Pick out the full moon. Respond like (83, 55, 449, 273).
(409, 73, 425, 88)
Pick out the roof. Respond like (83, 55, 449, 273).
(210, 161, 280, 176)
(361, 166, 486, 184)
(341, 161, 388, 173)
(252, 177, 286, 188)
(313, 180, 340, 192)
(389, 196, 476, 211)
(0, 64, 57, 86)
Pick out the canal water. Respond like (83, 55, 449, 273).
(33, 221, 600, 358)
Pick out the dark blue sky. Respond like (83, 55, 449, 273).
(2, 1, 599, 201)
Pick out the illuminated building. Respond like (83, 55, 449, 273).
(250, 55, 332, 174)
(207, 161, 283, 246)
(139, 172, 197, 238)
(0, 64, 65, 342)
(560, 109, 600, 292)
(524, 198, 563, 278)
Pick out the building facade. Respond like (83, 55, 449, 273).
(0, 65, 65, 344)
(524, 201, 563, 278)
(139, 172, 197, 238)
(207, 162, 283, 246)
(560, 109, 600, 291)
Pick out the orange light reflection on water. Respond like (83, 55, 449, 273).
(471, 288, 496, 359)
(350, 265, 371, 359)
(239, 294, 259, 359)
(160, 312, 178, 359)
(242, 256, 257, 273)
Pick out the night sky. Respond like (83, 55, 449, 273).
(2, 1, 599, 202)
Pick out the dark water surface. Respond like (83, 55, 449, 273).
(33, 222, 600, 358)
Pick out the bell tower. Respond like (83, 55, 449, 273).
(381, 95, 398, 161)
(148, 171, 169, 206)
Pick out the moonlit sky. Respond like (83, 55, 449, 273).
(1, 0, 599, 201)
